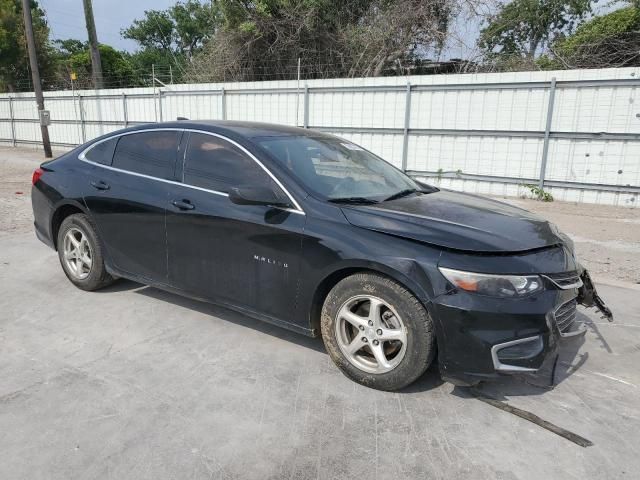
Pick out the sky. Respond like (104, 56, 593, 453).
(39, 0, 178, 52)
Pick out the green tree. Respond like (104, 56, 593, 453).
(0, 0, 54, 92)
(122, 0, 219, 60)
(171, 0, 220, 56)
(68, 44, 135, 88)
(187, 0, 454, 82)
(54, 38, 87, 56)
(128, 47, 182, 84)
(553, 5, 640, 67)
(122, 10, 175, 51)
(51, 40, 137, 89)
(479, 0, 592, 69)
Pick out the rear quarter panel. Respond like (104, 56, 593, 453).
(31, 151, 95, 249)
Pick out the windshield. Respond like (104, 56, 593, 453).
(256, 135, 421, 202)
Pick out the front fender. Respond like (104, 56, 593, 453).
(312, 257, 437, 304)
(301, 255, 445, 341)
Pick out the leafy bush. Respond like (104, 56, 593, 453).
(554, 6, 640, 67)
(523, 184, 554, 202)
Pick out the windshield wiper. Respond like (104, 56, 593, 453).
(383, 188, 421, 202)
(327, 196, 379, 205)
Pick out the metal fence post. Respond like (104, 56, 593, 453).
(78, 94, 86, 143)
(122, 93, 128, 127)
(152, 64, 158, 122)
(221, 87, 226, 120)
(9, 97, 16, 146)
(303, 85, 309, 128)
(539, 77, 557, 190)
(401, 82, 412, 171)
(158, 90, 164, 122)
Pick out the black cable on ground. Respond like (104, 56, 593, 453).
(469, 387, 594, 448)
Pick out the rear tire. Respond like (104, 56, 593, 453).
(57, 213, 115, 291)
(321, 272, 435, 391)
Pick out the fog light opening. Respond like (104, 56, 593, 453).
(497, 336, 544, 361)
(491, 335, 543, 373)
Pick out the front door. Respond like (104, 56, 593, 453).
(165, 132, 305, 323)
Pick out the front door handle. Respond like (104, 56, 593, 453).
(90, 180, 110, 191)
(172, 199, 195, 210)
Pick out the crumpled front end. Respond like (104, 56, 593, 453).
(426, 247, 613, 386)
(577, 268, 613, 321)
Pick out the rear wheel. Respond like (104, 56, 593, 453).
(57, 213, 115, 291)
(321, 272, 435, 391)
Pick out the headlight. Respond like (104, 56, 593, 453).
(439, 267, 543, 297)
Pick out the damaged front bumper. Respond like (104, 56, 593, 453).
(430, 266, 613, 387)
(577, 269, 613, 321)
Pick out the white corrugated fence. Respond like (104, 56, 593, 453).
(1, 67, 639, 207)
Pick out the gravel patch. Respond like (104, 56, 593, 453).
(0, 146, 61, 237)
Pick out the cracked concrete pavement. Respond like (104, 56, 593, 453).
(1, 146, 639, 479)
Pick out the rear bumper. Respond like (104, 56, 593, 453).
(34, 222, 55, 249)
(430, 269, 609, 386)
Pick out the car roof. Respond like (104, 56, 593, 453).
(126, 120, 333, 140)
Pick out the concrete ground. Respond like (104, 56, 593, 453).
(1, 146, 640, 479)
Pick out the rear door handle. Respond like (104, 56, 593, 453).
(172, 199, 195, 210)
(90, 180, 110, 191)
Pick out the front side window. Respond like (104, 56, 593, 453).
(183, 133, 275, 193)
(84, 137, 118, 165)
(112, 131, 179, 180)
(256, 135, 419, 201)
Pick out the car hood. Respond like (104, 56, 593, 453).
(340, 190, 564, 253)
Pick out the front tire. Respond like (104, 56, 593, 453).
(321, 272, 435, 391)
(57, 213, 115, 291)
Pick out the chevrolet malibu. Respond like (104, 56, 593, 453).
(31, 121, 612, 391)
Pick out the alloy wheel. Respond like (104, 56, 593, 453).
(62, 227, 93, 280)
(335, 295, 408, 374)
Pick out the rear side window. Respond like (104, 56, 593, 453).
(112, 131, 179, 180)
(184, 133, 274, 193)
(85, 137, 117, 165)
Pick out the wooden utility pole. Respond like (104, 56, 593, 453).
(82, 0, 103, 89)
(21, 0, 52, 158)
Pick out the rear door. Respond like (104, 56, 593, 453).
(165, 131, 305, 323)
(82, 129, 181, 282)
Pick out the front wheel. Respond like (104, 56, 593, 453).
(320, 273, 435, 391)
(57, 213, 115, 291)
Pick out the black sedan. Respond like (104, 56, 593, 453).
(31, 121, 612, 391)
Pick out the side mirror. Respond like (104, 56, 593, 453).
(228, 185, 291, 208)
